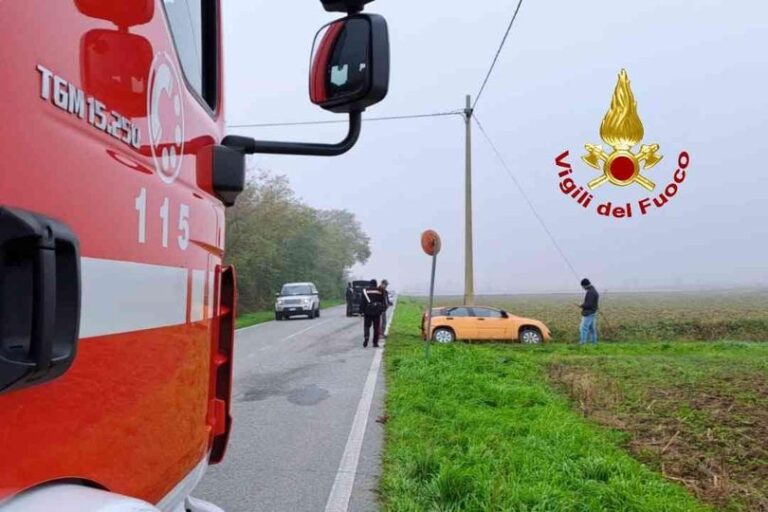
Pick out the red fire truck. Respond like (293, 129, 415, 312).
(0, 1, 388, 510)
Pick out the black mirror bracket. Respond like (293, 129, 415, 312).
(221, 110, 361, 157)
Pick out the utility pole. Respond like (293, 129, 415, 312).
(463, 94, 475, 306)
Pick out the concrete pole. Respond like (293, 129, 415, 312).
(463, 94, 475, 306)
(425, 252, 437, 359)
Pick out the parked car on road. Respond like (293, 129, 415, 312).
(421, 306, 551, 344)
(276, 282, 320, 320)
(346, 279, 373, 316)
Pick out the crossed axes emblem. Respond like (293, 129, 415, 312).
(581, 143, 662, 191)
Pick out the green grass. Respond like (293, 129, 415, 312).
(380, 299, 768, 511)
(235, 311, 275, 329)
(235, 299, 345, 329)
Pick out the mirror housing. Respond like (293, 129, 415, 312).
(310, 14, 389, 114)
(221, 4, 388, 166)
(320, 0, 374, 13)
(500, 310, 509, 318)
(75, 0, 154, 27)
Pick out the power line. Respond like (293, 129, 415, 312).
(473, 114, 581, 280)
(472, 0, 524, 111)
(228, 111, 462, 129)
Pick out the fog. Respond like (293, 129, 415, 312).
(223, 0, 768, 295)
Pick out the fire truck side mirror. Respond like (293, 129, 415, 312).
(310, 14, 389, 114)
(220, 10, 389, 160)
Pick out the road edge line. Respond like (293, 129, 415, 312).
(323, 348, 382, 512)
(324, 300, 396, 512)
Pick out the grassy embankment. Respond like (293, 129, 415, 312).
(380, 297, 768, 511)
(235, 299, 345, 329)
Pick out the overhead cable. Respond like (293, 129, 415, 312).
(228, 111, 462, 129)
(473, 114, 581, 280)
(472, 0, 524, 111)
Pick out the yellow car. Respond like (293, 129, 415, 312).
(421, 306, 551, 344)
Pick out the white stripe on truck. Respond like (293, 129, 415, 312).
(79, 257, 189, 338)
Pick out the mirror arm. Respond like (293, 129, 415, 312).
(221, 111, 361, 157)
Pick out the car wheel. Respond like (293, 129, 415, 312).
(433, 328, 455, 344)
(520, 327, 543, 344)
(275, 312, 282, 321)
(316, 307, 320, 318)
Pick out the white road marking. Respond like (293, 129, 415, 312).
(324, 347, 382, 512)
(235, 305, 346, 333)
(281, 319, 334, 342)
(244, 319, 336, 355)
(324, 301, 397, 512)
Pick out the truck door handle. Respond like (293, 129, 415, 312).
(0, 207, 80, 393)
(477, 318, 486, 321)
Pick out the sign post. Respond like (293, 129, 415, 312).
(420, 230, 442, 359)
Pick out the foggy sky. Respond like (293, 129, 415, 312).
(222, 1, 768, 295)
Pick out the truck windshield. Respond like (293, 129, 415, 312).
(281, 285, 312, 296)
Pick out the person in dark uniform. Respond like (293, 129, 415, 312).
(380, 279, 392, 337)
(578, 278, 600, 344)
(360, 279, 386, 348)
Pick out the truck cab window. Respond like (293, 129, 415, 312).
(163, 0, 218, 110)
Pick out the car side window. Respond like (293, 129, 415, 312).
(162, 0, 218, 110)
(473, 308, 503, 318)
(448, 307, 471, 317)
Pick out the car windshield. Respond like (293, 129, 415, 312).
(281, 285, 312, 296)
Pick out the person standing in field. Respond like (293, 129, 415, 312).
(579, 278, 599, 344)
(380, 279, 392, 337)
(360, 279, 386, 348)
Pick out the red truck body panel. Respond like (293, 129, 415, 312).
(0, 0, 229, 504)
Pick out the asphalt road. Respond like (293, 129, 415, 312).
(193, 305, 387, 512)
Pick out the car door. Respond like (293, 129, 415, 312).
(440, 307, 473, 338)
(472, 307, 508, 339)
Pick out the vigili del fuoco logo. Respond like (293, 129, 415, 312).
(555, 69, 691, 218)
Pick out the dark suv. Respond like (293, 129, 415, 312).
(346, 280, 373, 317)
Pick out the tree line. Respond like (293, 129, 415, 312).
(225, 170, 371, 312)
